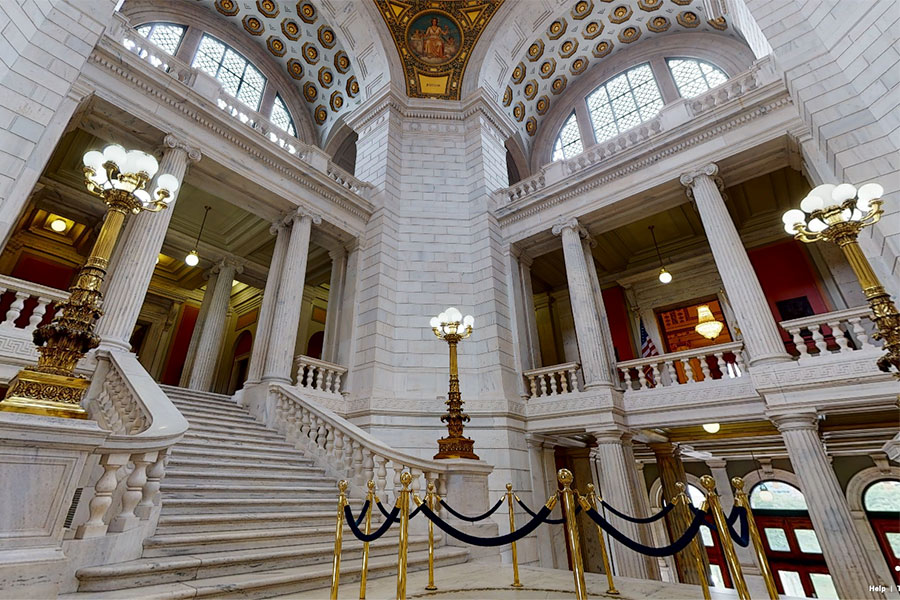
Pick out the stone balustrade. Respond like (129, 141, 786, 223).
(523, 362, 581, 398)
(119, 25, 195, 84)
(293, 354, 347, 396)
(685, 58, 770, 115)
(0, 274, 66, 331)
(780, 306, 881, 359)
(616, 341, 746, 391)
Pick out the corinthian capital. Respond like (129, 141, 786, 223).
(551, 217, 588, 238)
(162, 134, 202, 162)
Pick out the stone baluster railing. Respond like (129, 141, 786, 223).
(271, 384, 487, 503)
(616, 341, 746, 391)
(72, 351, 188, 540)
(779, 306, 881, 359)
(0, 275, 67, 331)
(564, 117, 663, 175)
(326, 162, 374, 196)
(522, 362, 581, 398)
(293, 354, 347, 396)
(686, 56, 774, 116)
(117, 21, 195, 84)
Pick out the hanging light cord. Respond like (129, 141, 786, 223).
(649, 225, 665, 267)
(192, 205, 211, 251)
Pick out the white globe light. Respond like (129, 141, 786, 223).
(184, 250, 199, 267)
(784, 222, 800, 235)
(808, 184, 836, 207)
(156, 173, 180, 193)
(430, 317, 440, 328)
(658, 268, 672, 284)
(831, 183, 857, 204)
(139, 153, 159, 177)
(857, 182, 883, 203)
(82, 150, 105, 170)
(702, 423, 720, 434)
(463, 315, 474, 328)
(445, 307, 462, 322)
(800, 194, 824, 213)
(91, 167, 109, 186)
(850, 208, 863, 221)
(782, 209, 806, 225)
(49, 218, 67, 232)
(134, 189, 151, 205)
(102, 144, 127, 168)
(438, 312, 447, 324)
(808, 218, 827, 232)
(123, 150, 144, 174)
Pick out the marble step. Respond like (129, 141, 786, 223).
(159, 385, 234, 400)
(172, 440, 302, 459)
(182, 428, 291, 446)
(175, 406, 263, 425)
(167, 448, 316, 469)
(143, 524, 347, 556)
(154, 510, 336, 533)
(70, 545, 468, 597)
(182, 420, 281, 437)
(169, 400, 249, 418)
(159, 482, 335, 499)
(165, 455, 319, 474)
(163, 470, 326, 486)
(160, 496, 336, 515)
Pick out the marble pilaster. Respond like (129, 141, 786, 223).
(773, 412, 887, 599)
(680, 164, 790, 366)
(245, 222, 289, 386)
(187, 258, 243, 391)
(96, 135, 200, 351)
(519, 252, 542, 370)
(322, 247, 347, 364)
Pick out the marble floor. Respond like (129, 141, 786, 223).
(290, 561, 761, 599)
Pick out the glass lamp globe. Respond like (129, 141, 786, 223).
(702, 423, 720, 434)
(49, 218, 67, 233)
(445, 307, 462, 323)
(429, 316, 440, 328)
(758, 484, 774, 503)
(185, 250, 199, 267)
(658, 268, 672, 284)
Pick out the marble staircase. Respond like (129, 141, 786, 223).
(64, 386, 468, 599)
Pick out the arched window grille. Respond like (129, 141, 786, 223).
(667, 58, 729, 98)
(135, 23, 185, 56)
(586, 63, 663, 144)
(270, 94, 296, 137)
(552, 112, 583, 162)
(192, 34, 266, 110)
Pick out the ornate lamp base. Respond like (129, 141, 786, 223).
(1, 369, 89, 419)
(434, 435, 479, 460)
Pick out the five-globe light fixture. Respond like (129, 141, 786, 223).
(782, 182, 899, 375)
(430, 307, 479, 460)
(0, 144, 178, 419)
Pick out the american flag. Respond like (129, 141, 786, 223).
(639, 318, 659, 385)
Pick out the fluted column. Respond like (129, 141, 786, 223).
(262, 209, 320, 384)
(621, 435, 662, 579)
(592, 431, 653, 579)
(187, 258, 243, 391)
(96, 135, 200, 351)
(552, 218, 613, 388)
(244, 222, 289, 386)
(680, 164, 790, 365)
(179, 269, 218, 388)
(583, 238, 619, 384)
(322, 247, 347, 363)
(773, 412, 886, 599)
(706, 458, 757, 571)
(519, 252, 542, 369)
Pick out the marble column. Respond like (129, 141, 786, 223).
(96, 135, 200, 351)
(706, 458, 757, 572)
(592, 431, 652, 579)
(622, 435, 662, 579)
(680, 164, 791, 366)
(262, 209, 320, 384)
(244, 222, 289, 386)
(773, 412, 886, 599)
(335, 241, 360, 373)
(551, 218, 613, 388)
(187, 258, 243, 391)
(650, 443, 708, 584)
(322, 247, 347, 364)
(526, 436, 557, 568)
(519, 252, 542, 369)
(583, 238, 619, 384)
(179, 269, 218, 388)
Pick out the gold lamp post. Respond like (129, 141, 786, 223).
(783, 182, 899, 375)
(430, 307, 478, 460)
(0, 144, 179, 418)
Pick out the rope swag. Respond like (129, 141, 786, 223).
(601, 498, 675, 524)
(515, 495, 578, 524)
(417, 503, 554, 547)
(348, 499, 370, 527)
(344, 504, 399, 543)
(582, 504, 709, 557)
(439, 495, 505, 522)
(706, 505, 750, 547)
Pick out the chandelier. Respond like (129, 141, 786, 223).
(695, 304, 724, 340)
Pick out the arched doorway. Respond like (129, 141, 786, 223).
(306, 330, 324, 360)
(750, 481, 836, 599)
(228, 330, 253, 394)
(863, 480, 900, 584)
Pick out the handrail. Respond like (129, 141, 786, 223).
(523, 362, 581, 398)
(779, 306, 880, 358)
(616, 341, 744, 369)
(0, 274, 68, 302)
(779, 306, 872, 330)
(523, 361, 580, 378)
(294, 354, 347, 394)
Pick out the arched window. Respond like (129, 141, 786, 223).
(270, 94, 296, 137)
(192, 34, 266, 110)
(135, 23, 185, 56)
(667, 58, 729, 99)
(864, 480, 900, 584)
(586, 63, 663, 144)
(750, 481, 807, 510)
(552, 112, 583, 162)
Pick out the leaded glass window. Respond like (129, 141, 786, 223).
(270, 94, 296, 137)
(135, 23, 185, 56)
(192, 35, 266, 110)
(586, 63, 663, 144)
(552, 112, 583, 161)
(667, 58, 729, 99)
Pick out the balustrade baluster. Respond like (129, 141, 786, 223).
(559, 370, 570, 393)
(351, 441, 364, 485)
(528, 375, 537, 398)
(316, 365, 326, 390)
(568, 368, 578, 392)
(549, 372, 559, 395)
(362, 450, 374, 487)
(325, 369, 335, 393)
(109, 452, 152, 532)
(636, 365, 648, 389)
(713, 352, 725, 379)
(325, 426, 336, 462)
(699, 354, 711, 382)
(298, 409, 311, 449)
(76, 453, 129, 538)
(393, 464, 403, 503)
(27, 297, 50, 331)
(538, 374, 548, 397)
(332, 430, 345, 471)
(849, 317, 872, 349)
(621, 368, 633, 390)
(665, 360, 678, 386)
(828, 321, 851, 353)
(734, 351, 746, 375)
(375, 455, 388, 502)
(4, 291, 27, 325)
(650, 363, 661, 388)
(811, 324, 828, 354)
(135, 451, 163, 519)
(333, 371, 343, 394)
(788, 327, 809, 357)
(316, 417, 328, 453)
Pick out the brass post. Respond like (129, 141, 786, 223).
(330, 480, 348, 600)
(506, 483, 523, 588)
(732, 477, 778, 600)
(359, 480, 375, 600)
(396, 472, 412, 600)
(583, 483, 619, 595)
(674, 482, 710, 600)
(425, 482, 437, 591)
(431, 314, 478, 459)
(558, 468, 588, 600)
(700, 475, 750, 600)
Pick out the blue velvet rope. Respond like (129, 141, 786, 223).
(706, 505, 750, 547)
(515, 496, 577, 524)
(347, 499, 370, 527)
(417, 503, 553, 547)
(344, 504, 399, 543)
(583, 504, 708, 557)
(439, 495, 505, 522)
(601, 498, 675, 524)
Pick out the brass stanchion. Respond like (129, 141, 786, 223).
(359, 480, 375, 600)
(331, 480, 348, 600)
(581, 484, 619, 595)
(732, 477, 778, 600)
(396, 472, 412, 600)
(674, 482, 710, 600)
(425, 482, 438, 591)
(700, 475, 750, 600)
(505, 483, 524, 588)
(558, 469, 588, 600)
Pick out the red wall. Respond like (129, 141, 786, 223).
(11, 253, 76, 289)
(161, 304, 199, 385)
(602, 285, 635, 361)
(748, 239, 830, 322)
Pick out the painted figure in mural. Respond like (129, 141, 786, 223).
(423, 17, 449, 58)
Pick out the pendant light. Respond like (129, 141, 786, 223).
(185, 205, 210, 267)
(695, 304, 724, 340)
(649, 225, 672, 283)
(750, 450, 774, 503)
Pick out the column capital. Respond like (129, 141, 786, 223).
(162, 134, 201, 162)
(591, 429, 627, 444)
(328, 246, 346, 261)
(705, 457, 728, 469)
(551, 217, 588, 238)
(269, 220, 288, 236)
(284, 206, 323, 226)
(679, 162, 719, 187)
(770, 411, 819, 432)
(212, 256, 246, 275)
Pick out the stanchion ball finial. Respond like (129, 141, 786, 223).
(400, 471, 413, 487)
(731, 476, 745, 491)
(586, 483, 595, 494)
(428, 482, 436, 493)
(675, 481, 685, 492)
(700, 474, 716, 492)
(338, 480, 348, 493)
(506, 483, 513, 492)
(557, 468, 574, 487)
(367, 479, 375, 492)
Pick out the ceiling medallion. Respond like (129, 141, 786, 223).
(547, 19, 567, 40)
(303, 81, 318, 101)
(535, 95, 550, 114)
(334, 50, 351, 73)
(676, 11, 700, 27)
(215, 0, 238, 17)
(267, 36, 286, 57)
(550, 75, 567, 95)
(287, 58, 305, 80)
(513, 101, 525, 121)
(525, 116, 537, 136)
(503, 86, 512, 106)
(302, 42, 320, 64)
(297, 2, 317, 23)
(569, 56, 589, 75)
(609, 5, 632, 24)
(314, 105, 328, 124)
(648, 16, 669, 32)
(538, 58, 557, 79)
(593, 40, 613, 58)
(523, 79, 538, 99)
(374, 0, 505, 100)
(512, 62, 526, 84)
(582, 21, 604, 39)
(257, 0, 279, 18)
(527, 39, 545, 62)
(346, 76, 359, 97)
(318, 25, 336, 49)
(559, 38, 579, 58)
(330, 91, 344, 111)
(571, 0, 593, 19)
(281, 19, 301, 40)
(708, 16, 728, 30)
(637, 0, 662, 11)
(618, 26, 641, 43)
(318, 66, 334, 88)
(243, 15, 264, 35)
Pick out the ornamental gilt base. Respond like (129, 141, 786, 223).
(2, 369, 89, 419)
